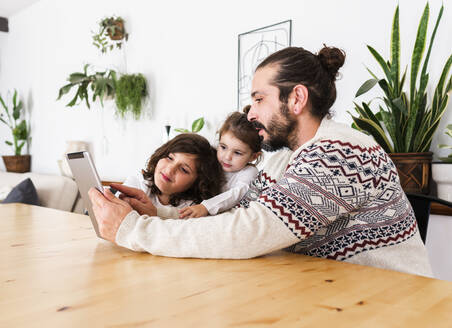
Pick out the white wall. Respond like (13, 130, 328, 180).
(0, 0, 451, 180)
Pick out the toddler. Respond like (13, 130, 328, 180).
(179, 111, 261, 218)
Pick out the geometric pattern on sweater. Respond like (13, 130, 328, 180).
(257, 139, 417, 260)
(240, 149, 292, 208)
(239, 170, 274, 208)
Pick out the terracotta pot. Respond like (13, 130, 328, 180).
(108, 20, 124, 40)
(2, 155, 31, 173)
(389, 152, 432, 194)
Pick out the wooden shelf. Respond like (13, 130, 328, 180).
(431, 202, 452, 216)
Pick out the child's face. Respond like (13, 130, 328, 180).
(154, 152, 198, 196)
(217, 132, 258, 173)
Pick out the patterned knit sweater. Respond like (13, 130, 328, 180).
(116, 118, 432, 277)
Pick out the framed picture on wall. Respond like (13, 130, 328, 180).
(237, 20, 292, 110)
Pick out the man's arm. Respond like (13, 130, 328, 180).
(115, 202, 300, 259)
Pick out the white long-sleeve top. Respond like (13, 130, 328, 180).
(115, 118, 432, 277)
(201, 165, 258, 215)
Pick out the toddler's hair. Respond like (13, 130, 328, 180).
(142, 133, 224, 206)
(219, 111, 262, 154)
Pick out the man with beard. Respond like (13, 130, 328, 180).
(89, 46, 432, 277)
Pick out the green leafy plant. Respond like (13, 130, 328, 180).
(57, 64, 117, 109)
(438, 124, 452, 162)
(349, 3, 452, 153)
(92, 16, 129, 54)
(0, 90, 31, 155)
(115, 73, 148, 119)
(175, 117, 205, 133)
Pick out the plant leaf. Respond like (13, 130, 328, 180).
(191, 117, 205, 132)
(57, 83, 74, 100)
(355, 79, 378, 97)
(410, 3, 429, 102)
(367, 45, 392, 84)
(349, 113, 394, 153)
(174, 128, 190, 133)
(390, 5, 400, 93)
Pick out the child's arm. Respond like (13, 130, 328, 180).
(202, 166, 258, 215)
(179, 204, 209, 219)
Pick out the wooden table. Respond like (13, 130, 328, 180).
(2, 204, 452, 327)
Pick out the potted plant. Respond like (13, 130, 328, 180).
(92, 16, 129, 54)
(0, 90, 31, 172)
(349, 3, 452, 194)
(57, 64, 117, 109)
(432, 124, 452, 201)
(114, 73, 148, 119)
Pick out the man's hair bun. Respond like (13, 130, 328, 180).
(317, 45, 346, 80)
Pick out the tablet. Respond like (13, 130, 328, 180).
(66, 151, 104, 238)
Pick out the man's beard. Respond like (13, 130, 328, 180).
(252, 101, 297, 152)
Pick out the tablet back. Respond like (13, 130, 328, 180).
(66, 151, 103, 238)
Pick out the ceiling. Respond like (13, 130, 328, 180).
(0, 0, 41, 18)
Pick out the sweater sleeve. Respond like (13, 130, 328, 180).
(156, 206, 180, 219)
(115, 201, 299, 259)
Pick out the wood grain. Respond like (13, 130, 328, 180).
(1, 203, 452, 327)
(431, 202, 452, 216)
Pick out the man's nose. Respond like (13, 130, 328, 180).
(247, 105, 257, 121)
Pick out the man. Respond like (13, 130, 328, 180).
(89, 46, 432, 276)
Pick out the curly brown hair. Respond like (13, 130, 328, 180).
(142, 133, 224, 206)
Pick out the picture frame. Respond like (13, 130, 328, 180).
(238, 20, 292, 109)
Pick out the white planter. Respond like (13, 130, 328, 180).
(432, 163, 452, 201)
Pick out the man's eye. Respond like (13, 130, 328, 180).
(255, 98, 262, 103)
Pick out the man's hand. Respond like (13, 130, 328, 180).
(110, 183, 157, 217)
(179, 204, 209, 219)
(88, 188, 133, 243)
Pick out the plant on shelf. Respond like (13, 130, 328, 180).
(438, 124, 452, 163)
(174, 117, 205, 133)
(57, 64, 117, 109)
(92, 16, 129, 54)
(349, 3, 452, 193)
(0, 90, 32, 172)
(114, 73, 148, 119)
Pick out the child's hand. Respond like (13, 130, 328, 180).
(179, 204, 209, 219)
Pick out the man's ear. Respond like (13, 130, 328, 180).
(290, 84, 309, 115)
(250, 151, 262, 163)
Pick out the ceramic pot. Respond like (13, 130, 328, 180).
(432, 162, 452, 201)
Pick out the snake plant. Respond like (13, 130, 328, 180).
(349, 3, 452, 153)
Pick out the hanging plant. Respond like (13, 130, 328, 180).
(114, 73, 148, 119)
(92, 16, 129, 54)
(57, 64, 117, 108)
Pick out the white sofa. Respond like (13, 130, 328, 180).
(0, 171, 83, 213)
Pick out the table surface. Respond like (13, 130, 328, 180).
(2, 203, 452, 327)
